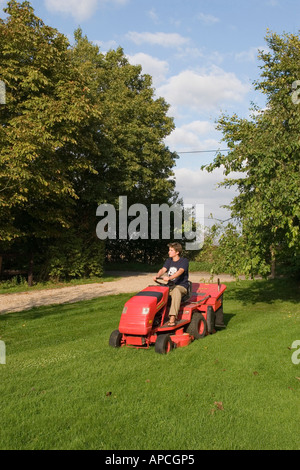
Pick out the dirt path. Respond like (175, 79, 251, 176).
(0, 271, 239, 315)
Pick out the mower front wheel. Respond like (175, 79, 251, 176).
(155, 334, 173, 354)
(109, 329, 122, 348)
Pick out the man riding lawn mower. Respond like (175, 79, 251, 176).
(109, 243, 227, 354)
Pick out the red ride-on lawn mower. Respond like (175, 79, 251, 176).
(109, 278, 227, 354)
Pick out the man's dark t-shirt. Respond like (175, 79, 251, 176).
(163, 257, 189, 290)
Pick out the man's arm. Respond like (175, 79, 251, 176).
(153, 267, 167, 281)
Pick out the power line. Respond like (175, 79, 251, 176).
(177, 149, 230, 154)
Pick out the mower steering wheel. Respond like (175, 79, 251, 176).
(154, 277, 175, 287)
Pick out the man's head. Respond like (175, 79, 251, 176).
(168, 242, 183, 258)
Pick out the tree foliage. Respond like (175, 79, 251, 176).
(0, 1, 178, 280)
(0, 1, 101, 242)
(203, 31, 300, 278)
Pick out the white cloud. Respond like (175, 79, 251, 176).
(164, 121, 220, 153)
(197, 12, 220, 25)
(175, 46, 205, 61)
(174, 166, 240, 223)
(44, 0, 129, 21)
(93, 39, 118, 52)
(157, 66, 250, 114)
(147, 8, 159, 24)
(238, 45, 271, 63)
(45, 0, 97, 20)
(235, 45, 268, 63)
(126, 31, 190, 48)
(127, 53, 169, 87)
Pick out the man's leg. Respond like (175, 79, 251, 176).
(168, 285, 187, 325)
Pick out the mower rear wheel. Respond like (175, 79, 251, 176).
(155, 334, 173, 354)
(109, 329, 122, 348)
(186, 312, 207, 339)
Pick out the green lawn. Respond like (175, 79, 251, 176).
(0, 279, 299, 450)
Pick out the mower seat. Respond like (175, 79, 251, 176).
(181, 281, 192, 303)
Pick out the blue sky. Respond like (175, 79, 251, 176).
(1, 0, 299, 223)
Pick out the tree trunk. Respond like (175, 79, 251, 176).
(270, 246, 276, 279)
(28, 253, 34, 287)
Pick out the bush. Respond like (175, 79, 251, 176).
(42, 233, 105, 281)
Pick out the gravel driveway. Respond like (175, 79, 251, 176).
(0, 271, 239, 315)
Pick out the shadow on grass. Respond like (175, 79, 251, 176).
(225, 278, 300, 305)
(0, 293, 130, 324)
(222, 312, 235, 327)
(0, 302, 83, 324)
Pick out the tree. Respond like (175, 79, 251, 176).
(0, 3, 178, 280)
(0, 1, 100, 243)
(71, 29, 179, 265)
(203, 31, 300, 278)
(71, 29, 177, 207)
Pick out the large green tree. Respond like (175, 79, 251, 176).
(71, 29, 177, 208)
(71, 30, 179, 264)
(204, 31, 300, 278)
(0, 1, 102, 243)
(0, 2, 178, 280)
